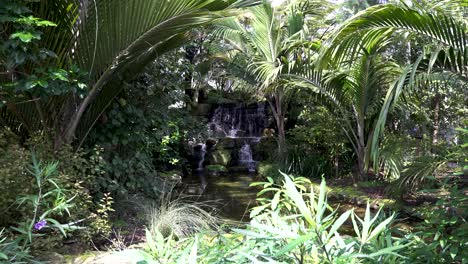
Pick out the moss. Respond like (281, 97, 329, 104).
(257, 162, 282, 180)
(356, 181, 386, 188)
(63, 251, 99, 263)
(207, 149, 232, 166)
(206, 164, 228, 172)
(323, 184, 398, 209)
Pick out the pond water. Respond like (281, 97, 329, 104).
(183, 172, 260, 223)
(182, 172, 418, 233)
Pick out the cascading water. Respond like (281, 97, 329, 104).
(239, 143, 256, 172)
(209, 103, 266, 138)
(207, 103, 266, 172)
(196, 143, 207, 171)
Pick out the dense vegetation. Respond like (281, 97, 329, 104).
(0, 0, 466, 263)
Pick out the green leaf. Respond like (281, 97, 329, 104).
(276, 232, 315, 257)
(366, 243, 408, 258)
(450, 246, 458, 259)
(367, 213, 395, 242)
(232, 228, 269, 239)
(250, 182, 268, 187)
(37, 80, 49, 88)
(282, 172, 314, 226)
(51, 70, 69, 81)
(250, 204, 269, 217)
(45, 218, 67, 237)
(271, 191, 281, 210)
(11, 31, 40, 42)
(188, 237, 198, 264)
(36, 20, 56, 27)
(327, 209, 352, 242)
(351, 213, 361, 239)
(145, 229, 157, 253)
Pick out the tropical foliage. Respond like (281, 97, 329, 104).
(0, 0, 466, 262)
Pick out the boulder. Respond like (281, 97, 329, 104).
(206, 138, 217, 149)
(206, 149, 232, 166)
(216, 138, 236, 149)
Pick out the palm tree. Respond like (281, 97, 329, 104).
(325, 0, 466, 163)
(1, 0, 258, 149)
(212, 2, 313, 153)
(291, 0, 466, 179)
(289, 49, 400, 179)
(321, 1, 467, 72)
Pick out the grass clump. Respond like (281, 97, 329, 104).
(147, 194, 219, 239)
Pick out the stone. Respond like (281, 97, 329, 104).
(206, 149, 231, 166)
(206, 138, 217, 149)
(216, 138, 236, 149)
(206, 164, 228, 172)
(37, 252, 65, 264)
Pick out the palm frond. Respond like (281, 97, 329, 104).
(321, 4, 467, 69)
(65, 0, 259, 145)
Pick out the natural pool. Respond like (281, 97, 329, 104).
(182, 171, 419, 234)
(183, 171, 260, 223)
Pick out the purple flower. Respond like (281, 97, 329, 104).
(34, 219, 47, 230)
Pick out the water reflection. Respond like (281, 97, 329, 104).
(183, 171, 259, 223)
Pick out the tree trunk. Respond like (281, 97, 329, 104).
(267, 91, 286, 155)
(356, 110, 367, 180)
(357, 144, 366, 181)
(277, 113, 286, 154)
(334, 153, 339, 178)
(432, 88, 441, 146)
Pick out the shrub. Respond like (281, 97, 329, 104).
(0, 228, 35, 263)
(257, 161, 282, 181)
(0, 128, 112, 245)
(238, 173, 408, 263)
(406, 185, 468, 263)
(137, 173, 410, 263)
(11, 155, 79, 250)
(0, 128, 32, 226)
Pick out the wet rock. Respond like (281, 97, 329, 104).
(217, 138, 236, 149)
(206, 138, 217, 149)
(206, 149, 231, 166)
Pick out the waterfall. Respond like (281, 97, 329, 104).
(197, 143, 206, 171)
(205, 103, 266, 172)
(239, 143, 256, 172)
(209, 103, 266, 138)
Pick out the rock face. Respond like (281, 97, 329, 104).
(192, 102, 269, 172)
(206, 149, 232, 166)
